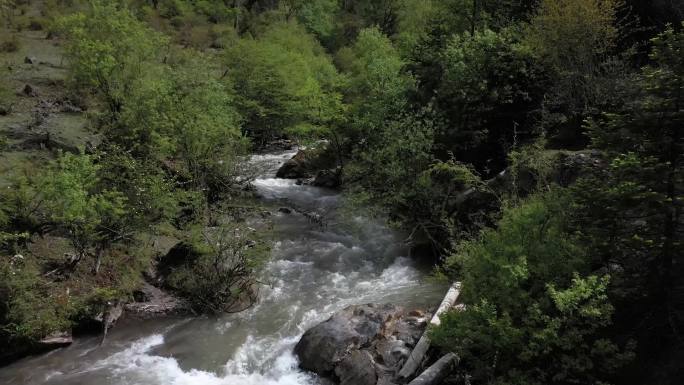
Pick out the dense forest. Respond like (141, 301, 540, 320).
(0, 0, 682, 384)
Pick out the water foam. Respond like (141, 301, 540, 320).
(84, 333, 317, 385)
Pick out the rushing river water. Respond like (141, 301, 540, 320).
(0, 150, 446, 385)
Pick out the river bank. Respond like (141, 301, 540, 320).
(0, 149, 446, 385)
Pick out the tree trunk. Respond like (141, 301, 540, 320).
(93, 245, 106, 275)
(407, 353, 460, 385)
(397, 282, 462, 380)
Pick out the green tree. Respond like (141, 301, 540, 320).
(337, 27, 413, 137)
(225, 21, 344, 145)
(40, 152, 128, 273)
(433, 192, 632, 384)
(435, 28, 547, 174)
(164, 223, 268, 313)
(524, 0, 624, 144)
(56, 1, 169, 147)
(572, 24, 683, 379)
(166, 51, 247, 204)
(0, 255, 74, 345)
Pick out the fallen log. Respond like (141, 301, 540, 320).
(407, 353, 459, 385)
(397, 282, 462, 381)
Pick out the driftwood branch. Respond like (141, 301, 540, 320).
(397, 282, 462, 381)
(407, 352, 460, 385)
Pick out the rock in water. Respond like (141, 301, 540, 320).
(335, 350, 377, 385)
(39, 331, 72, 349)
(312, 169, 341, 188)
(294, 304, 430, 384)
(295, 304, 396, 374)
(276, 158, 307, 178)
(275, 148, 337, 180)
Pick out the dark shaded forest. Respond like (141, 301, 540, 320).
(0, 1, 682, 384)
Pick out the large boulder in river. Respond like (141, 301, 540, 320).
(294, 304, 430, 385)
(276, 147, 338, 180)
(312, 169, 341, 188)
(276, 158, 308, 179)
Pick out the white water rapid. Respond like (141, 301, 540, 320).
(0, 150, 445, 385)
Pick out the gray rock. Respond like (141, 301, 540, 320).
(276, 148, 338, 180)
(125, 282, 191, 318)
(39, 331, 72, 348)
(295, 304, 430, 384)
(312, 169, 340, 189)
(24, 56, 36, 64)
(23, 84, 36, 97)
(335, 350, 377, 385)
(276, 158, 309, 179)
(294, 304, 402, 374)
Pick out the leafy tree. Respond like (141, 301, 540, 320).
(433, 192, 632, 384)
(345, 109, 488, 254)
(435, 28, 548, 175)
(164, 223, 269, 313)
(393, 0, 440, 55)
(0, 255, 74, 344)
(2, 152, 129, 274)
(337, 27, 413, 137)
(159, 51, 247, 204)
(572, 24, 683, 380)
(225, 21, 344, 145)
(39, 152, 128, 273)
(57, 1, 168, 124)
(524, 0, 624, 145)
(271, 0, 339, 43)
(97, 145, 179, 226)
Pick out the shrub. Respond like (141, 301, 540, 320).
(164, 224, 268, 313)
(0, 255, 74, 343)
(432, 192, 633, 384)
(0, 34, 19, 52)
(0, 79, 15, 116)
(27, 17, 43, 30)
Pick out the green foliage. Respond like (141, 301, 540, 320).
(165, 224, 269, 313)
(436, 28, 547, 173)
(225, 21, 344, 144)
(0, 255, 75, 342)
(571, 24, 683, 372)
(56, 1, 169, 122)
(97, 145, 179, 225)
(288, 0, 339, 43)
(524, 0, 624, 132)
(40, 152, 128, 262)
(193, 0, 236, 23)
(338, 27, 413, 136)
(0, 67, 14, 115)
(507, 138, 558, 198)
(158, 50, 247, 201)
(346, 108, 488, 253)
(393, 0, 439, 55)
(433, 193, 631, 384)
(346, 112, 435, 211)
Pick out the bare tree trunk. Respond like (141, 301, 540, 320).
(397, 282, 462, 381)
(94, 247, 104, 275)
(407, 353, 460, 385)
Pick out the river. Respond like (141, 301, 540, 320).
(0, 149, 446, 385)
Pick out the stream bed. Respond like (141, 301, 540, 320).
(0, 150, 446, 385)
